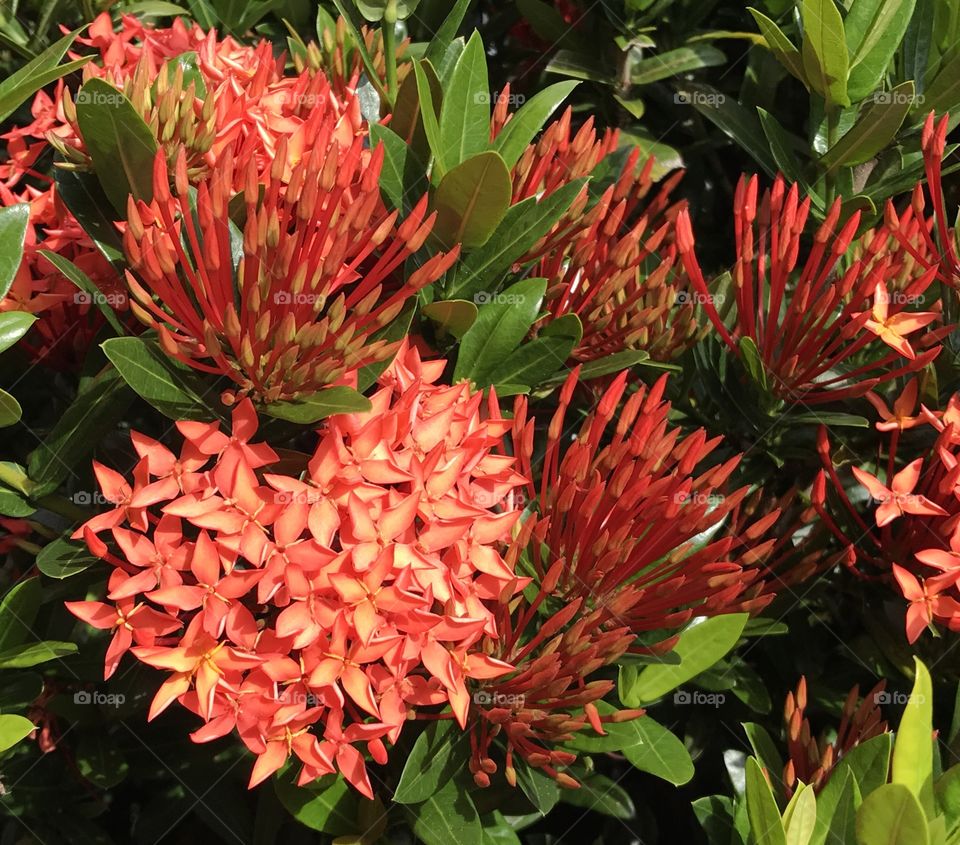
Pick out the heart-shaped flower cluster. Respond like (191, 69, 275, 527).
(68, 347, 528, 795)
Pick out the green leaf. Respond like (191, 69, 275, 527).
(394, 720, 466, 804)
(739, 336, 770, 391)
(39, 250, 127, 335)
(622, 613, 749, 705)
(749, 8, 807, 83)
(354, 0, 421, 21)
(693, 795, 739, 844)
(822, 82, 914, 168)
(855, 783, 928, 845)
(744, 723, 786, 799)
(36, 537, 98, 580)
(936, 764, 960, 828)
(0, 578, 40, 651)
(560, 771, 635, 819)
(274, 772, 359, 836)
(683, 83, 779, 176)
(387, 65, 441, 172)
(783, 784, 817, 845)
(122, 1, 190, 16)
(76, 733, 129, 789)
(0, 312, 35, 355)
(917, 48, 960, 113)
(515, 762, 560, 815)
(631, 45, 726, 85)
(0, 641, 77, 669)
(54, 169, 125, 267)
(101, 336, 215, 421)
(159, 50, 207, 98)
(517, 0, 583, 48)
(544, 349, 651, 383)
(422, 299, 478, 338)
(413, 59, 446, 175)
(845, 0, 917, 102)
(424, 0, 472, 65)
(892, 657, 935, 817)
(0, 674, 42, 712)
(0, 488, 33, 518)
(801, 0, 850, 106)
(0, 714, 34, 753)
(407, 779, 482, 845)
(431, 151, 513, 249)
(817, 769, 860, 845)
(493, 81, 579, 168)
(835, 734, 893, 798)
(485, 335, 576, 390)
(746, 757, 787, 845)
(0, 389, 22, 428)
(439, 31, 490, 169)
(75, 79, 159, 215)
(453, 277, 547, 385)
(27, 369, 133, 495)
(263, 387, 371, 424)
(446, 181, 584, 300)
(0, 204, 30, 301)
(0, 28, 90, 124)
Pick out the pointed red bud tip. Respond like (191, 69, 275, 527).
(922, 110, 937, 150)
(82, 526, 108, 559)
(675, 209, 695, 254)
(610, 708, 646, 722)
(796, 676, 808, 710)
(174, 148, 190, 198)
(816, 425, 831, 458)
(584, 702, 605, 735)
(152, 150, 171, 205)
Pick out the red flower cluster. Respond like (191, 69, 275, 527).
(677, 175, 946, 403)
(465, 369, 779, 784)
(815, 381, 960, 642)
(68, 346, 528, 795)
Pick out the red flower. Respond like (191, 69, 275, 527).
(676, 175, 946, 402)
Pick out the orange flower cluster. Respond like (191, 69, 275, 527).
(68, 347, 528, 795)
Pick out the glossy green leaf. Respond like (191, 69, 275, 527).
(920, 49, 960, 114)
(39, 250, 127, 335)
(746, 756, 787, 845)
(27, 369, 133, 495)
(855, 783, 928, 845)
(394, 720, 466, 804)
(631, 45, 726, 85)
(0, 390, 22, 428)
(0, 312, 35, 355)
(783, 784, 817, 845)
(0, 578, 40, 652)
(835, 734, 893, 798)
(431, 151, 513, 249)
(0, 28, 90, 124)
(54, 169, 126, 267)
(749, 8, 807, 83)
(801, 0, 850, 106)
(544, 349, 651, 383)
(817, 769, 860, 845)
(892, 657, 935, 817)
(388, 62, 442, 167)
(36, 537, 98, 580)
(354, 0, 421, 21)
(485, 335, 576, 390)
(493, 81, 579, 168)
(439, 31, 490, 169)
(422, 299, 478, 338)
(0, 204, 29, 301)
(453, 277, 547, 385)
(744, 723, 786, 799)
(739, 337, 770, 391)
(263, 387, 371, 424)
(936, 764, 960, 828)
(0, 640, 77, 668)
(424, 0, 472, 65)
(407, 779, 482, 845)
(822, 82, 914, 168)
(274, 772, 359, 836)
(446, 180, 584, 300)
(0, 714, 35, 753)
(101, 337, 215, 421)
(622, 613, 749, 705)
(515, 762, 560, 815)
(413, 59, 446, 175)
(160, 50, 207, 98)
(559, 771, 635, 819)
(757, 109, 805, 184)
(76, 79, 159, 215)
(845, 0, 917, 101)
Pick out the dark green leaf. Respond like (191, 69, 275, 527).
(0, 312, 35, 355)
(559, 772, 635, 819)
(746, 757, 787, 845)
(407, 779, 482, 845)
(493, 81, 579, 168)
(0, 390, 22, 428)
(54, 168, 126, 267)
(263, 387, 371, 424)
(515, 762, 560, 815)
(0, 578, 40, 651)
(424, 0, 472, 65)
(749, 8, 807, 83)
(0, 641, 77, 668)
(422, 299, 478, 338)
(845, 0, 917, 101)
(438, 31, 490, 169)
(631, 45, 726, 85)
(394, 720, 467, 804)
(39, 250, 127, 335)
(0, 204, 30, 301)
(822, 82, 914, 168)
(431, 151, 513, 249)
(274, 772, 359, 836)
(76, 733, 129, 789)
(36, 537, 98, 580)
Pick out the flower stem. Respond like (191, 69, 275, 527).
(383, 1, 399, 105)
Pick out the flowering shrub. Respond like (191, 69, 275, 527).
(1, 3, 960, 844)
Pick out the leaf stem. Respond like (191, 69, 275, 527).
(383, 1, 399, 104)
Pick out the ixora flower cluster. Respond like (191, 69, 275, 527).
(67, 346, 778, 794)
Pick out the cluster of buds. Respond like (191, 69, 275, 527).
(123, 129, 457, 403)
(782, 676, 887, 796)
(491, 94, 698, 363)
(68, 347, 529, 796)
(814, 379, 960, 642)
(677, 175, 948, 403)
(465, 369, 780, 784)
